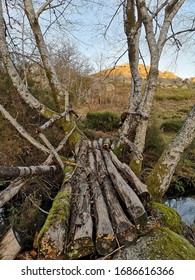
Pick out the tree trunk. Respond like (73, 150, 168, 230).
(109, 150, 151, 204)
(146, 104, 195, 201)
(0, 0, 56, 119)
(24, 0, 70, 115)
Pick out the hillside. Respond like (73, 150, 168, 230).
(97, 63, 181, 79)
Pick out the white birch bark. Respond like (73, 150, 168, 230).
(23, 0, 70, 117)
(0, 0, 56, 119)
(0, 104, 51, 154)
(0, 165, 56, 180)
(122, 0, 186, 169)
(147, 104, 195, 201)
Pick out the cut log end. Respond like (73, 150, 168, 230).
(66, 237, 94, 259)
(96, 234, 117, 256)
(130, 211, 148, 228)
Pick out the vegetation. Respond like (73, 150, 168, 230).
(85, 111, 120, 132)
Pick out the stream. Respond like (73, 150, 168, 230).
(165, 196, 195, 229)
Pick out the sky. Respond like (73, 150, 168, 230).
(63, 0, 195, 79)
(5, 0, 194, 79)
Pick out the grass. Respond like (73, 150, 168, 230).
(155, 88, 195, 101)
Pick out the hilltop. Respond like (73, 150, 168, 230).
(96, 63, 180, 79)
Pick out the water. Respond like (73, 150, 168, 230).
(165, 196, 195, 228)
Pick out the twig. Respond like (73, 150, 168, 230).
(101, 245, 125, 260)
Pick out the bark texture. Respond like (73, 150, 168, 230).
(147, 104, 195, 201)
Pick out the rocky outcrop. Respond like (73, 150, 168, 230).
(94, 63, 195, 89)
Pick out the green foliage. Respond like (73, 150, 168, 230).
(171, 176, 195, 195)
(160, 118, 184, 132)
(145, 123, 165, 154)
(86, 111, 120, 132)
(155, 88, 195, 101)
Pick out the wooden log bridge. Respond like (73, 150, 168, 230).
(0, 138, 151, 260)
(37, 138, 150, 259)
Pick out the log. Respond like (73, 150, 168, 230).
(66, 169, 94, 259)
(0, 165, 56, 180)
(0, 178, 26, 208)
(109, 150, 151, 203)
(101, 145, 147, 227)
(66, 143, 94, 259)
(93, 141, 137, 246)
(88, 144, 117, 255)
(37, 182, 72, 259)
(0, 228, 21, 260)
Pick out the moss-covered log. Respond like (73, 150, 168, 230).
(37, 182, 72, 259)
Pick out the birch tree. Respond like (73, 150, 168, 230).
(120, 0, 195, 200)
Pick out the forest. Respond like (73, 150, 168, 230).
(0, 0, 195, 260)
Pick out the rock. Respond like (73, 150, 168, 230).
(113, 227, 195, 260)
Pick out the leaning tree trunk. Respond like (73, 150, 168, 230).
(146, 104, 195, 201)
(121, 0, 185, 175)
(24, 0, 69, 116)
(0, 0, 56, 119)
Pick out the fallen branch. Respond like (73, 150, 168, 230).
(0, 104, 50, 154)
(43, 124, 76, 166)
(38, 132, 64, 170)
(35, 109, 76, 132)
(0, 165, 56, 180)
(0, 178, 26, 208)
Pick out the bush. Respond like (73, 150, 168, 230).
(160, 119, 184, 133)
(86, 111, 120, 132)
(145, 123, 165, 153)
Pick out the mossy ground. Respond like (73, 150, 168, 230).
(148, 227, 195, 260)
(151, 202, 184, 234)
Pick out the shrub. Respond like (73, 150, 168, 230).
(160, 119, 184, 132)
(145, 123, 165, 154)
(86, 111, 120, 132)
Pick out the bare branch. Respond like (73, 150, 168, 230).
(36, 0, 54, 18)
(0, 104, 50, 154)
(0, 165, 56, 180)
(38, 132, 65, 170)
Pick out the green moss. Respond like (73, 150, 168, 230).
(37, 189, 71, 245)
(146, 160, 168, 201)
(130, 158, 142, 176)
(148, 227, 195, 260)
(152, 202, 183, 234)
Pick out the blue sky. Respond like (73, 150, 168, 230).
(62, 0, 195, 79)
